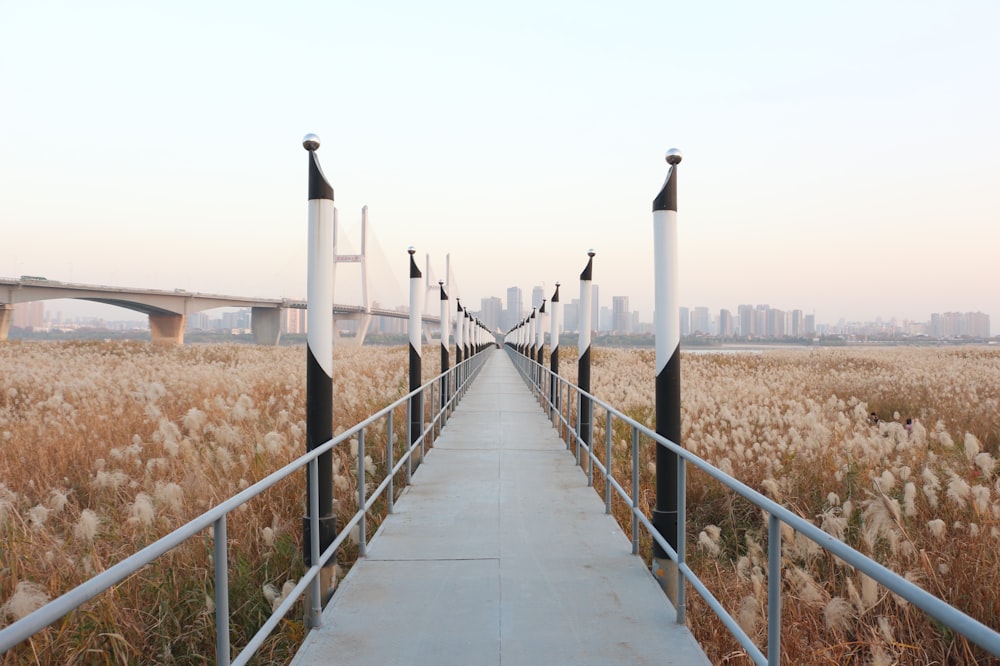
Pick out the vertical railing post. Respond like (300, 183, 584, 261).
(408, 247, 423, 468)
(605, 407, 613, 512)
(631, 426, 640, 555)
(302, 134, 337, 609)
(430, 382, 436, 441)
(677, 452, 687, 623)
(586, 398, 594, 485)
(549, 283, 561, 421)
(578, 250, 595, 461)
(307, 458, 323, 629)
(652, 147, 683, 604)
(214, 515, 230, 666)
(386, 411, 394, 514)
(405, 400, 412, 483)
(357, 429, 367, 557)
(768, 514, 782, 666)
(439, 280, 449, 422)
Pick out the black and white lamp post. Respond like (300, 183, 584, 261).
(578, 250, 595, 456)
(466, 310, 473, 359)
(550, 283, 561, 415)
(528, 307, 537, 363)
(536, 299, 546, 368)
(302, 134, 337, 603)
(439, 280, 449, 413)
(652, 148, 683, 603)
(455, 299, 464, 366)
(523, 317, 530, 357)
(408, 247, 423, 465)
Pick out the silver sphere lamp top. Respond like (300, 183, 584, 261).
(665, 148, 683, 165)
(303, 134, 321, 151)
(587, 248, 596, 257)
(407, 246, 416, 255)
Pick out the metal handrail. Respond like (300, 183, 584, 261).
(0, 350, 490, 662)
(505, 347, 1000, 665)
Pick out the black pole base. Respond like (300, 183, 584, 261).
(651, 508, 678, 559)
(303, 514, 338, 567)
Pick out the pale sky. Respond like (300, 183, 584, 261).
(2, 1, 998, 332)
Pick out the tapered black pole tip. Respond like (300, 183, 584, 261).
(303, 134, 321, 151)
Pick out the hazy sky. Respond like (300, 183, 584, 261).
(3, 2, 998, 331)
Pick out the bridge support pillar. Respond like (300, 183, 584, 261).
(149, 313, 185, 344)
(0, 304, 11, 341)
(252, 307, 282, 346)
(354, 313, 372, 346)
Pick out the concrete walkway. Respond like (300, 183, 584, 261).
(291, 349, 709, 666)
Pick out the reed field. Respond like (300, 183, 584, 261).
(574, 345, 1000, 665)
(2, 341, 999, 664)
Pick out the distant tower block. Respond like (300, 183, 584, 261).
(332, 206, 374, 345)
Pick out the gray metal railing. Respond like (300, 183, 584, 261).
(0, 351, 489, 663)
(505, 346, 1000, 665)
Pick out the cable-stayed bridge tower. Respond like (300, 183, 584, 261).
(332, 206, 373, 345)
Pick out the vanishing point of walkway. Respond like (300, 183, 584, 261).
(292, 349, 709, 665)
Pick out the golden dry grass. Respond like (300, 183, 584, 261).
(0, 340, 447, 664)
(3, 341, 999, 664)
(574, 345, 1000, 665)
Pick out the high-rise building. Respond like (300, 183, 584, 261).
(719, 309, 733, 337)
(187, 312, 210, 331)
(531, 286, 545, 310)
(612, 296, 630, 334)
(767, 308, 784, 338)
(691, 307, 710, 335)
(805, 314, 816, 336)
(12, 302, 44, 329)
(480, 296, 502, 331)
(222, 308, 251, 331)
(564, 300, 579, 332)
(969, 312, 991, 338)
(504, 286, 523, 331)
(932, 311, 991, 338)
(738, 304, 754, 338)
(790, 310, 804, 338)
(679, 307, 690, 336)
(281, 308, 307, 334)
(755, 305, 769, 339)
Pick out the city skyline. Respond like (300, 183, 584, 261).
(3, 4, 999, 331)
(12, 290, 995, 339)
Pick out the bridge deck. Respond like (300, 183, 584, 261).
(291, 349, 709, 666)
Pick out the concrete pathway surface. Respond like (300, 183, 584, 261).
(291, 349, 709, 666)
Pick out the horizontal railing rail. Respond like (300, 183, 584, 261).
(0, 350, 489, 663)
(505, 346, 1000, 665)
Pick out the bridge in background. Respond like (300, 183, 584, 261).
(0, 207, 466, 345)
(0, 277, 443, 345)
